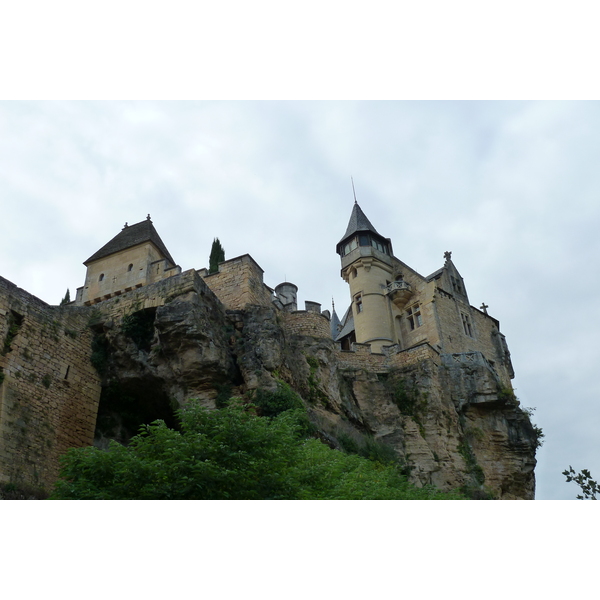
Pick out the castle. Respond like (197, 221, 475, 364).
(0, 202, 522, 495)
(74, 208, 514, 387)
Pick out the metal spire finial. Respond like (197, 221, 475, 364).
(351, 177, 357, 204)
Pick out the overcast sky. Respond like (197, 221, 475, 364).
(2, 100, 598, 499)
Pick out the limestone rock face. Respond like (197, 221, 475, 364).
(91, 286, 240, 446)
(93, 295, 537, 499)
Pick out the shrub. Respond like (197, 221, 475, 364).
(121, 310, 156, 351)
(51, 401, 464, 500)
(252, 382, 304, 417)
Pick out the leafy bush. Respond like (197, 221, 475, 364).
(51, 401, 463, 500)
(337, 430, 397, 465)
(252, 382, 304, 417)
(90, 333, 111, 376)
(563, 466, 599, 500)
(52, 401, 304, 500)
(121, 310, 156, 351)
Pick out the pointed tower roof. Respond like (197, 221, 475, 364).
(338, 201, 381, 245)
(330, 300, 342, 339)
(84, 216, 175, 266)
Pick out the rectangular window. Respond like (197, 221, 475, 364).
(355, 294, 363, 313)
(407, 304, 422, 330)
(344, 238, 358, 255)
(451, 276, 463, 294)
(461, 313, 473, 337)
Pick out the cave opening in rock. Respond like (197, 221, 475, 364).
(93, 376, 179, 448)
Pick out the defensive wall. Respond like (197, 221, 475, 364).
(0, 276, 101, 490)
(198, 254, 273, 310)
(280, 310, 331, 339)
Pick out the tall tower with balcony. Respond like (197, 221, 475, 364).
(336, 201, 400, 352)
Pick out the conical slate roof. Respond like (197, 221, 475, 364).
(84, 217, 176, 266)
(337, 201, 381, 246)
(330, 304, 342, 339)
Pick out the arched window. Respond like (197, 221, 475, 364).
(99, 273, 104, 282)
(128, 264, 133, 272)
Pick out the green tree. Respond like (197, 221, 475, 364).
(50, 400, 463, 500)
(60, 289, 71, 305)
(208, 238, 225, 274)
(563, 466, 599, 500)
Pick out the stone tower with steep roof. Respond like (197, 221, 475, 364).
(336, 202, 515, 386)
(336, 201, 396, 352)
(75, 215, 181, 305)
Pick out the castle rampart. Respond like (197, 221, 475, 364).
(280, 310, 332, 339)
(199, 254, 273, 310)
(0, 276, 101, 490)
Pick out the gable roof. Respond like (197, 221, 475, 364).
(337, 202, 381, 246)
(84, 218, 176, 266)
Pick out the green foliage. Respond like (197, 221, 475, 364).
(2, 312, 22, 355)
(0, 481, 49, 500)
(305, 354, 331, 407)
(293, 440, 462, 500)
(252, 382, 304, 417)
(121, 310, 156, 351)
(392, 380, 418, 414)
(521, 406, 544, 449)
(209, 238, 226, 274)
(390, 378, 427, 436)
(64, 328, 78, 339)
(60, 289, 71, 306)
(90, 333, 111, 376)
(51, 401, 464, 500)
(215, 383, 234, 409)
(563, 466, 599, 500)
(498, 386, 517, 404)
(41, 374, 52, 389)
(336, 430, 398, 465)
(52, 402, 304, 500)
(87, 309, 103, 328)
(458, 439, 485, 485)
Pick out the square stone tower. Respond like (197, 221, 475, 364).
(75, 215, 181, 305)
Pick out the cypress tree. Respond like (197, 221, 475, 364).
(60, 289, 71, 305)
(209, 238, 225, 274)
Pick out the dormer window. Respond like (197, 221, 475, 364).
(99, 273, 104, 282)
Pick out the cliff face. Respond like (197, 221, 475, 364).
(92, 281, 538, 499)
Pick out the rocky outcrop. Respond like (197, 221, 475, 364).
(90, 287, 538, 499)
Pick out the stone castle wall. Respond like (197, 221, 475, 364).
(433, 289, 513, 387)
(0, 276, 101, 490)
(84, 268, 202, 323)
(336, 341, 441, 373)
(200, 254, 273, 310)
(280, 310, 332, 339)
